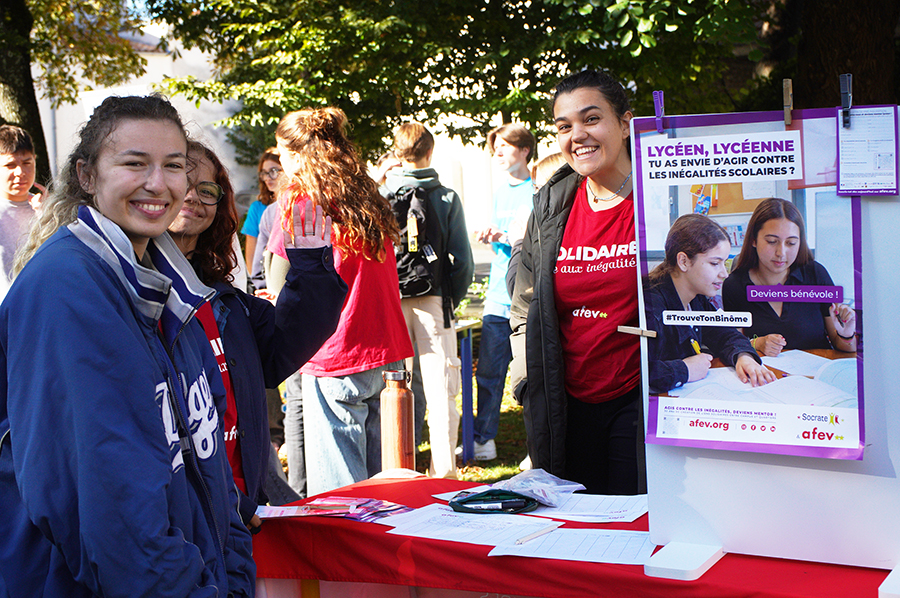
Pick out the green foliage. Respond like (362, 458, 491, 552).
(548, 0, 765, 117)
(147, 0, 766, 160)
(455, 278, 490, 319)
(27, 0, 147, 107)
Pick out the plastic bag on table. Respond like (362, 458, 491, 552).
(490, 468, 585, 507)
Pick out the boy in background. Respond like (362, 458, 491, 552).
(465, 123, 535, 460)
(385, 122, 474, 478)
(0, 125, 41, 299)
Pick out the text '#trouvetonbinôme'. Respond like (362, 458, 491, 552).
(662, 310, 752, 327)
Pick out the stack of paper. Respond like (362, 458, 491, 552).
(384, 502, 656, 565)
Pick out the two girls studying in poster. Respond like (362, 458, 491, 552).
(644, 214, 776, 393)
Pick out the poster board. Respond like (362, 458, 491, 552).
(637, 112, 862, 459)
(632, 107, 900, 570)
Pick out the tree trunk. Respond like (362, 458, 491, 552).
(795, 0, 900, 108)
(0, 0, 51, 186)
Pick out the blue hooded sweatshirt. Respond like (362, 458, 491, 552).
(0, 206, 255, 597)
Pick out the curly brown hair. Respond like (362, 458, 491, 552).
(187, 140, 239, 284)
(275, 107, 399, 261)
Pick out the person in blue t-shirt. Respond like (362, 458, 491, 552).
(464, 123, 535, 461)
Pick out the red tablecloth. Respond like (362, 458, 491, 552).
(253, 477, 888, 598)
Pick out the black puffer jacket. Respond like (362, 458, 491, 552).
(510, 164, 582, 477)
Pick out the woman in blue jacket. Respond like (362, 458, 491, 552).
(168, 141, 347, 528)
(0, 95, 255, 597)
(644, 214, 775, 394)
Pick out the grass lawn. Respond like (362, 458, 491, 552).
(414, 378, 529, 485)
(276, 374, 529, 487)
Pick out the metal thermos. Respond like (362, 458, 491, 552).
(380, 370, 415, 471)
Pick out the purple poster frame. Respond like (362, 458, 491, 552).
(634, 108, 865, 460)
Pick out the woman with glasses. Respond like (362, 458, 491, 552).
(243, 148, 283, 288)
(168, 140, 347, 531)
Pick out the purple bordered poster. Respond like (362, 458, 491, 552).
(633, 108, 864, 460)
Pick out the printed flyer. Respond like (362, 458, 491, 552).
(633, 108, 865, 459)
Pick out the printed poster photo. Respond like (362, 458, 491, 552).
(632, 108, 865, 460)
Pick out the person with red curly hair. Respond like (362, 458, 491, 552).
(267, 107, 413, 495)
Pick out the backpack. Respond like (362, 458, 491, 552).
(389, 185, 443, 298)
(388, 185, 453, 327)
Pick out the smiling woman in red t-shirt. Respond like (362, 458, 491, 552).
(512, 69, 643, 495)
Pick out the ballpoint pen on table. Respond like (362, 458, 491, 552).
(515, 521, 564, 545)
(465, 500, 527, 511)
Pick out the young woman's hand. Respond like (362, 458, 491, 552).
(476, 226, 507, 245)
(754, 333, 786, 357)
(284, 200, 332, 249)
(246, 514, 262, 534)
(735, 353, 777, 386)
(30, 182, 46, 211)
(829, 303, 856, 338)
(683, 352, 713, 383)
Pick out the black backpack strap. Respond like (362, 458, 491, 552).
(427, 190, 454, 329)
(441, 276, 453, 329)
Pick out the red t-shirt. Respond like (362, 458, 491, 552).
(553, 182, 640, 403)
(300, 237, 413, 377)
(266, 201, 413, 377)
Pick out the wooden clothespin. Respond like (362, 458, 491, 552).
(783, 79, 793, 126)
(840, 73, 852, 129)
(653, 90, 665, 134)
(618, 325, 657, 338)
